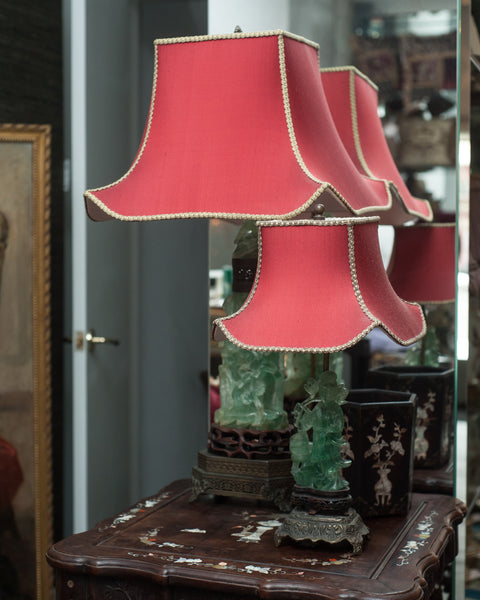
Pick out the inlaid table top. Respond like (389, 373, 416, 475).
(47, 479, 466, 600)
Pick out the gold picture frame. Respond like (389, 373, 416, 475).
(0, 124, 53, 599)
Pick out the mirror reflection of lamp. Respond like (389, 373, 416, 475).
(366, 221, 456, 471)
(387, 221, 456, 367)
(213, 217, 426, 552)
(320, 66, 433, 224)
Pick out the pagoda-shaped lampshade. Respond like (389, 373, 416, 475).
(213, 217, 426, 351)
(320, 66, 433, 223)
(388, 222, 456, 304)
(86, 31, 410, 224)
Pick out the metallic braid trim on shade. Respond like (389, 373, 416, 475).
(256, 216, 380, 228)
(347, 223, 377, 322)
(216, 323, 379, 354)
(320, 64, 379, 91)
(278, 34, 317, 185)
(348, 69, 377, 180)
(153, 29, 320, 49)
(83, 189, 330, 222)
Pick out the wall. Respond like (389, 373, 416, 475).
(208, 0, 353, 66)
(63, 0, 209, 531)
(0, 0, 64, 540)
(136, 0, 210, 498)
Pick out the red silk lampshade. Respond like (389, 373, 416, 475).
(388, 222, 456, 304)
(86, 31, 413, 224)
(213, 218, 426, 351)
(320, 66, 433, 223)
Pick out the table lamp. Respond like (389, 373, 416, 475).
(84, 30, 428, 225)
(320, 66, 433, 223)
(82, 29, 434, 512)
(387, 221, 456, 366)
(82, 29, 433, 507)
(213, 216, 426, 551)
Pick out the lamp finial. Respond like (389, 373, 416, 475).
(311, 203, 326, 220)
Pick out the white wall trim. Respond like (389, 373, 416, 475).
(70, 0, 89, 534)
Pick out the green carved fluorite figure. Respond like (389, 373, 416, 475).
(216, 341, 287, 430)
(231, 220, 258, 262)
(284, 352, 344, 400)
(222, 220, 258, 317)
(405, 304, 454, 368)
(405, 326, 440, 367)
(215, 221, 288, 431)
(290, 371, 351, 491)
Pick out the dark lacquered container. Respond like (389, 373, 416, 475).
(343, 388, 416, 517)
(366, 366, 454, 469)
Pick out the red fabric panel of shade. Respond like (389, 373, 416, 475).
(388, 223, 456, 304)
(321, 68, 432, 221)
(86, 34, 321, 220)
(216, 219, 425, 351)
(85, 33, 401, 222)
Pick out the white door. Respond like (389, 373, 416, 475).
(69, 0, 140, 532)
(68, 0, 210, 533)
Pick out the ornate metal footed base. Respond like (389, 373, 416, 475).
(190, 449, 293, 511)
(274, 487, 369, 554)
(274, 506, 369, 554)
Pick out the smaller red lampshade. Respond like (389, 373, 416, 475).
(388, 222, 456, 304)
(213, 218, 426, 352)
(321, 66, 433, 223)
(85, 31, 407, 224)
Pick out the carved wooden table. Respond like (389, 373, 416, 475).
(47, 479, 465, 600)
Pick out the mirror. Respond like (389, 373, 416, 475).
(208, 0, 464, 590)
(464, 1, 480, 597)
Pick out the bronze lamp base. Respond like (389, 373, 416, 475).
(190, 449, 293, 511)
(274, 486, 369, 554)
